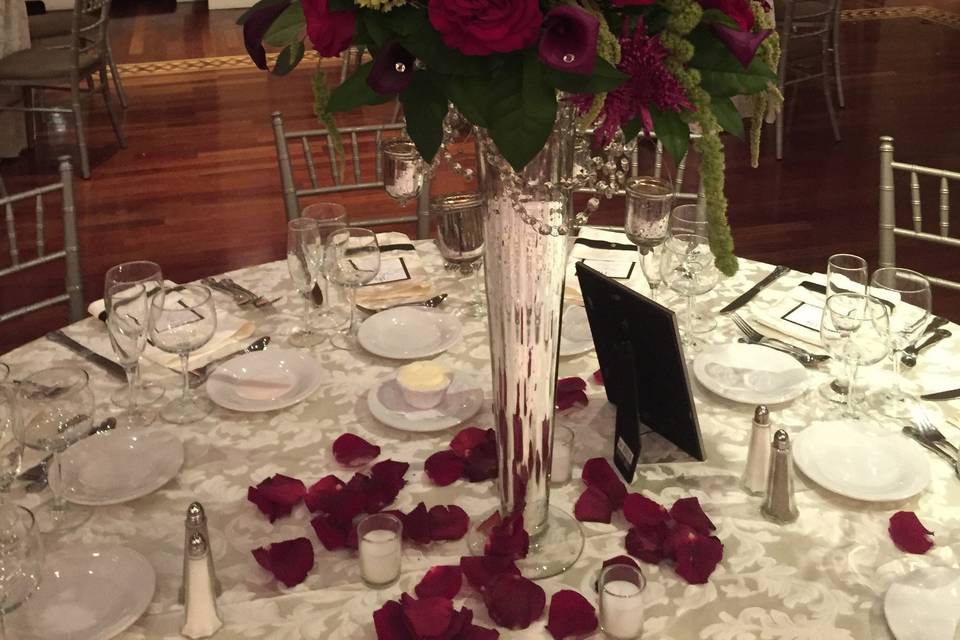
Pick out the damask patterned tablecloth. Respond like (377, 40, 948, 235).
(3, 241, 960, 640)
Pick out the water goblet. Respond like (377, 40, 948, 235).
(301, 202, 349, 332)
(382, 139, 423, 206)
(287, 217, 325, 348)
(624, 176, 674, 299)
(324, 227, 381, 350)
(105, 282, 156, 427)
(660, 233, 721, 355)
(820, 254, 869, 404)
(670, 204, 718, 333)
(14, 366, 95, 532)
(0, 505, 43, 635)
(0, 381, 22, 505)
(149, 285, 217, 424)
(434, 193, 485, 317)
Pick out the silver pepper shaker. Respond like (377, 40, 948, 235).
(180, 502, 221, 604)
(181, 532, 224, 639)
(761, 429, 799, 524)
(742, 405, 772, 496)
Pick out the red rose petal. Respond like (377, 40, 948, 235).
(251, 537, 314, 588)
(332, 433, 381, 466)
(582, 457, 627, 509)
(460, 555, 521, 590)
(485, 512, 529, 560)
(403, 502, 432, 544)
(310, 513, 347, 551)
(669, 497, 715, 535)
(483, 574, 546, 630)
(592, 368, 604, 385)
(463, 436, 498, 482)
(556, 389, 588, 411)
(674, 534, 723, 584)
(400, 593, 454, 637)
(304, 475, 344, 513)
(461, 625, 500, 640)
(372, 600, 409, 640)
(371, 459, 410, 502)
(574, 486, 613, 523)
(450, 427, 491, 458)
(415, 565, 463, 599)
(557, 376, 587, 394)
(429, 505, 470, 541)
(425, 450, 466, 486)
(325, 475, 366, 527)
(889, 511, 935, 554)
(625, 523, 668, 563)
(602, 555, 641, 571)
(247, 474, 306, 523)
(623, 493, 669, 528)
(546, 590, 598, 640)
(662, 524, 698, 561)
(345, 524, 359, 550)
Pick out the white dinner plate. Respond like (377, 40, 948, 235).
(206, 348, 324, 412)
(358, 307, 462, 359)
(884, 566, 960, 640)
(693, 343, 809, 405)
(560, 304, 594, 357)
(61, 428, 184, 506)
(367, 371, 483, 432)
(792, 421, 931, 502)
(6, 545, 155, 640)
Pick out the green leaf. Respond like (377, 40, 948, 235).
(399, 71, 448, 163)
(389, 8, 489, 76)
(689, 26, 778, 97)
(327, 61, 393, 113)
(272, 40, 305, 76)
(699, 8, 738, 28)
(649, 107, 689, 163)
(709, 96, 744, 139)
(263, 2, 304, 48)
(542, 58, 627, 94)
(360, 9, 391, 48)
(621, 117, 643, 143)
(236, 0, 288, 25)
(444, 75, 492, 128)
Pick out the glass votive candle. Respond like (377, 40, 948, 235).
(624, 176, 674, 252)
(599, 563, 646, 639)
(357, 512, 403, 588)
(382, 139, 423, 206)
(550, 426, 575, 485)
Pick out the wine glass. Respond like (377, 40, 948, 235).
(149, 285, 217, 424)
(670, 204, 717, 333)
(324, 228, 381, 350)
(302, 202, 349, 332)
(382, 139, 423, 206)
(820, 254, 869, 404)
(14, 366, 95, 532)
(870, 267, 932, 418)
(104, 261, 165, 409)
(287, 217, 325, 348)
(624, 176, 674, 300)
(434, 193, 485, 317)
(105, 282, 155, 427)
(0, 505, 43, 634)
(0, 371, 22, 504)
(819, 293, 890, 418)
(660, 233, 720, 355)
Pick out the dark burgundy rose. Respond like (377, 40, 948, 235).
(460, 555, 521, 590)
(713, 25, 771, 67)
(674, 534, 723, 584)
(889, 511, 935, 554)
(485, 512, 529, 560)
(428, 505, 470, 541)
(670, 497, 715, 535)
(538, 6, 599, 76)
(302, 0, 355, 58)
(574, 486, 613, 523)
(368, 40, 417, 96)
(415, 565, 463, 599)
(425, 450, 465, 486)
(247, 474, 306, 522)
(484, 574, 546, 630)
(332, 433, 381, 466)
(251, 537, 314, 588)
(623, 493, 669, 528)
(304, 474, 345, 513)
(403, 502, 433, 544)
(310, 513, 347, 551)
(625, 523, 669, 563)
(582, 458, 627, 509)
(546, 590, 598, 640)
(428, 0, 542, 56)
(698, 0, 756, 31)
(242, 1, 290, 70)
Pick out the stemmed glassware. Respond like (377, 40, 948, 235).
(104, 261, 165, 409)
(14, 366, 95, 532)
(382, 139, 423, 206)
(105, 282, 156, 427)
(670, 204, 717, 332)
(301, 202, 349, 332)
(324, 227, 381, 350)
(624, 176, 674, 302)
(870, 267, 932, 418)
(0, 505, 43, 636)
(820, 254, 869, 404)
(660, 232, 720, 355)
(434, 193, 485, 317)
(0, 367, 22, 504)
(819, 293, 890, 418)
(287, 218, 325, 348)
(149, 284, 217, 424)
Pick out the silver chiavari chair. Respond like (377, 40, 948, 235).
(879, 136, 960, 291)
(271, 111, 430, 238)
(1, 156, 84, 323)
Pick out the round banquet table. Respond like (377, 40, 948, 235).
(3, 240, 960, 639)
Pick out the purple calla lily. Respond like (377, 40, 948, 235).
(712, 24, 772, 68)
(243, 1, 291, 71)
(367, 40, 417, 96)
(538, 6, 599, 76)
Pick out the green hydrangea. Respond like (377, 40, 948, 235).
(353, 0, 406, 11)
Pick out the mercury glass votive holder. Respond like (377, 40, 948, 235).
(382, 139, 423, 206)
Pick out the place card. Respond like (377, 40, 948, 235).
(781, 301, 823, 333)
(362, 257, 411, 286)
(578, 259, 636, 280)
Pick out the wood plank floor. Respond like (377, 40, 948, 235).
(1, 2, 959, 353)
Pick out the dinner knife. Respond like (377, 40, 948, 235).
(902, 427, 960, 478)
(920, 387, 960, 401)
(798, 281, 895, 311)
(45, 330, 127, 380)
(573, 238, 637, 252)
(718, 265, 790, 314)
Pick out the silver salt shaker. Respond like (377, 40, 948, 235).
(742, 405, 772, 496)
(761, 429, 799, 524)
(180, 502, 221, 603)
(181, 532, 223, 639)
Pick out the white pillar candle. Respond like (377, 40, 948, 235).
(551, 426, 575, 485)
(600, 580, 644, 639)
(359, 528, 402, 586)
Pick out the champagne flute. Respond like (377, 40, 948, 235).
(287, 218, 325, 348)
(434, 193, 485, 317)
(14, 366, 95, 532)
(104, 261, 165, 409)
(870, 267, 931, 418)
(820, 254, 869, 404)
(0, 505, 43, 636)
(624, 176, 674, 301)
(324, 227, 381, 350)
(105, 282, 155, 427)
(149, 285, 217, 424)
(660, 233, 720, 355)
(302, 202, 349, 332)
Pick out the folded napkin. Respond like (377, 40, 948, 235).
(87, 280, 178, 321)
(355, 232, 435, 310)
(565, 227, 650, 304)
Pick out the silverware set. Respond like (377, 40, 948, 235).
(903, 408, 960, 479)
(357, 293, 448, 315)
(730, 314, 831, 366)
(202, 278, 280, 308)
(19, 416, 118, 492)
(188, 336, 271, 387)
(901, 327, 951, 368)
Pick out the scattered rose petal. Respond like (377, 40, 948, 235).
(345, 524, 359, 550)
(425, 450, 465, 486)
(310, 513, 347, 551)
(670, 497, 715, 535)
(251, 537, 314, 588)
(400, 593, 455, 637)
(415, 565, 463, 599)
(674, 534, 723, 584)
(450, 427, 490, 458)
(463, 436, 498, 482)
(403, 502, 432, 544)
(556, 389, 589, 411)
(625, 523, 668, 564)
(574, 486, 613, 523)
(371, 459, 409, 490)
(592, 368, 604, 385)
(304, 475, 345, 513)
(460, 555, 521, 590)
(247, 474, 306, 522)
(623, 493, 669, 528)
(485, 512, 529, 560)
(582, 458, 627, 509)
(602, 555, 641, 571)
(373, 600, 407, 640)
(546, 590, 598, 640)
(461, 624, 500, 640)
(332, 433, 381, 466)
(484, 574, 546, 630)
(662, 524, 698, 561)
(557, 376, 587, 394)
(328, 475, 366, 526)
(429, 505, 470, 541)
(889, 511, 935, 554)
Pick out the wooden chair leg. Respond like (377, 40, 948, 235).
(99, 64, 126, 148)
(106, 38, 128, 109)
(70, 79, 90, 179)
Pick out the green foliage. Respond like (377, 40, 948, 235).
(709, 96, 744, 139)
(312, 64, 344, 174)
(263, 2, 304, 48)
(699, 8, 738, 28)
(688, 26, 777, 97)
(236, 0, 288, 25)
(542, 58, 627, 94)
(650, 107, 690, 163)
(399, 72, 448, 162)
(272, 40, 305, 76)
(327, 61, 394, 112)
(621, 117, 643, 143)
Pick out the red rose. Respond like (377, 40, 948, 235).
(302, 0, 355, 58)
(428, 0, 542, 56)
(698, 0, 756, 31)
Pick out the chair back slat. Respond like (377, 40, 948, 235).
(910, 171, 922, 232)
(375, 130, 385, 182)
(35, 195, 45, 257)
(350, 131, 362, 184)
(72, 0, 111, 65)
(939, 177, 949, 237)
(5, 200, 19, 266)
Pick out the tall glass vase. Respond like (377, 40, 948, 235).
(466, 107, 585, 579)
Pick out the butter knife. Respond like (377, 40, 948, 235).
(46, 330, 126, 380)
(718, 265, 790, 314)
(920, 387, 960, 401)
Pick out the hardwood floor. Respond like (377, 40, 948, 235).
(1, 2, 959, 353)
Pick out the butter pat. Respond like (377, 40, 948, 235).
(396, 361, 451, 409)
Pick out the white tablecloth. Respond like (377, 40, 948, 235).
(0, 0, 29, 159)
(2, 241, 959, 639)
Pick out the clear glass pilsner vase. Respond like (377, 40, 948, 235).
(465, 106, 585, 580)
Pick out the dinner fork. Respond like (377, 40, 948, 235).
(731, 314, 830, 365)
(202, 277, 252, 306)
(220, 278, 278, 308)
(912, 407, 960, 458)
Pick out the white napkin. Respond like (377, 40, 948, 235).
(886, 580, 960, 640)
(87, 279, 178, 321)
(355, 232, 434, 310)
(565, 227, 650, 303)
